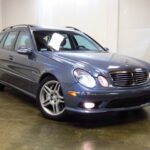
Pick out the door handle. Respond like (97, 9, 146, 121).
(9, 55, 14, 61)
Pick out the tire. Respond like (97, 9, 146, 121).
(37, 76, 66, 120)
(0, 83, 5, 91)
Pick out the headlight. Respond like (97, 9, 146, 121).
(74, 69, 96, 88)
(98, 76, 109, 87)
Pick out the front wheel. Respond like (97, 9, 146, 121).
(37, 77, 66, 120)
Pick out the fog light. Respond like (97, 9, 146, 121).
(83, 102, 95, 109)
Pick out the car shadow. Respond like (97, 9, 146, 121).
(4, 87, 36, 107)
(66, 109, 149, 129)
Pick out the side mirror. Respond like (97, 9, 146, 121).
(105, 47, 109, 52)
(17, 48, 32, 55)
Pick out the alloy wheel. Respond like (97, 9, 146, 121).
(39, 80, 65, 116)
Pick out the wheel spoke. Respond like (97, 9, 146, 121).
(43, 85, 52, 94)
(54, 83, 60, 92)
(55, 103, 59, 113)
(43, 99, 51, 107)
(57, 84, 61, 91)
(57, 94, 64, 99)
(58, 99, 64, 103)
(52, 104, 56, 113)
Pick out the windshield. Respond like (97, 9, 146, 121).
(33, 30, 105, 52)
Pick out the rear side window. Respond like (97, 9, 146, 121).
(3, 32, 18, 50)
(0, 33, 5, 41)
(0, 32, 6, 48)
(15, 32, 32, 50)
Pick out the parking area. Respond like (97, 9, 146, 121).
(0, 88, 150, 150)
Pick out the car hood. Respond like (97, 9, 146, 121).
(43, 51, 148, 77)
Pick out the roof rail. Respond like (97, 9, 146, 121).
(66, 26, 80, 31)
(2, 24, 35, 31)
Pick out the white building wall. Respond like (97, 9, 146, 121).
(1, 0, 38, 28)
(118, 0, 150, 62)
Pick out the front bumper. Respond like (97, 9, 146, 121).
(63, 83, 150, 114)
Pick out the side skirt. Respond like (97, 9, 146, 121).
(0, 80, 36, 99)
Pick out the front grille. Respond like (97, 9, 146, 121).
(109, 68, 148, 87)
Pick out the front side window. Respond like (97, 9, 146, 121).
(34, 31, 72, 51)
(34, 30, 104, 52)
(3, 32, 18, 50)
(73, 34, 99, 50)
(15, 32, 32, 50)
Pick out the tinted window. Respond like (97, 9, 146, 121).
(34, 31, 104, 52)
(34, 31, 72, 51)
(3, 32, 18, 50)
(15, 32, 32, 50)
(73, 34, 98, 50)
(0, 33, 5, 41)
(0, 32, 6, 48)
(61, 36, 71, 49)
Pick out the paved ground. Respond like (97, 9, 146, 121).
(0, 87, 150, 150)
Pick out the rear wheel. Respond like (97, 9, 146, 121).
(0, 83, 5, 91)
(37, 77, 66, 120)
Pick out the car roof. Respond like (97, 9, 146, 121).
(1, 24, 81, 33)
